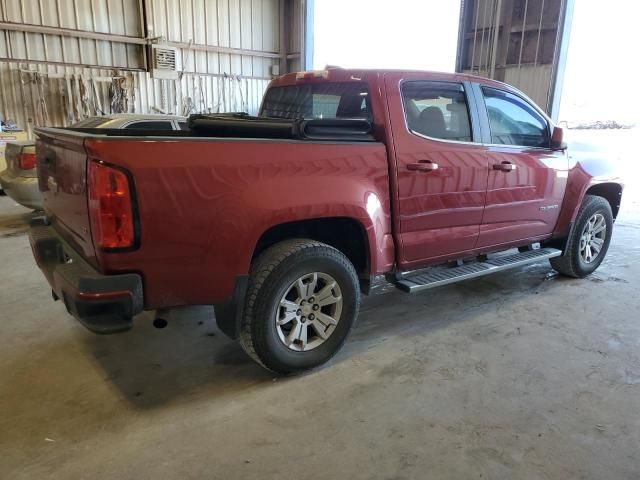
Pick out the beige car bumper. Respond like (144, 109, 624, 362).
(0, 170, 42, 210)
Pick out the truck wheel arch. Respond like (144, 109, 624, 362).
(585, 183, 623, 220)
(252, 217, 372, 286)
(214, 217, 372, 341)
(548, 180, 623, 253)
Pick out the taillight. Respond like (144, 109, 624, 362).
(18, 152, 36, 170)
(88, 161, 137, 250)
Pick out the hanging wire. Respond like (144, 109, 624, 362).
(517, 0, 530, 70)
(471, 0, 481, 72)
(479, 0, 489, 73)
(534, 0, 546, 66)
(109, 77, 127, 114)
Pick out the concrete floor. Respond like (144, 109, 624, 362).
(1, 169, 639, 478)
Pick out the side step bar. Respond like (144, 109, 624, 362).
(395, 248, 562, 293)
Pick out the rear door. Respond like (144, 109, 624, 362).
(474, 85, 568, 248)
(384, 73, 489, 269)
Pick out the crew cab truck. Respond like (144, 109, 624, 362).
(29, 68, 623, 373)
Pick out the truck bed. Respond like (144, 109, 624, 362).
(34, 126, 392, 310)
(66, 114, 376, 142)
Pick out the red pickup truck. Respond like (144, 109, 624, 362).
(29, 68, 623, 373)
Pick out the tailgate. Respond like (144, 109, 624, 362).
(35, 129, 96, 263)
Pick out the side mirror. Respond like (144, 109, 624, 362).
(550, 126, 567, 151)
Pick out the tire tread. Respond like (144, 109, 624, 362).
(239, 239, 358, 373)
(550, 195, 613, 277)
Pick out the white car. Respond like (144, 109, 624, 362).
(0, 114, 186, 210)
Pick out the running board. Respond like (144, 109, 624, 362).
(395, 248, 562, 293)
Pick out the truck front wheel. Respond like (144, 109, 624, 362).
(239, 239, 360, 374)
(550, 195, 614, 278)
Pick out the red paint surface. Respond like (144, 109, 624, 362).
(36, 133, 96, 265)
(477, 144, 569, 248)
(34, 68, 623, 310)
(85, 138, 392, 308)
(383, 72, 489, 267)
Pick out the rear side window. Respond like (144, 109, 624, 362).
(482, 87, 549, 148)
(401, 81, 473, 142)
(261, 83, 371, 120)
(125, 121, 174, 130)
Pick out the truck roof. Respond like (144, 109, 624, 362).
(270, 66, 516, 92)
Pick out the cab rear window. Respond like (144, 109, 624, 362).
(260, 83, 371, 120)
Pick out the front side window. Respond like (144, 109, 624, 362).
(482, 87, 549, 148)
(401, 81, 473, 142)
(260, 82, 371, 120)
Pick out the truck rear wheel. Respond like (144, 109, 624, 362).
(550, 195, 613, 278)
(239, 239, 360, 374)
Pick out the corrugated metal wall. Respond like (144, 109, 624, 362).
(288, 0, 302, 71)
(456, 0, 569, 114)
(0, 0, 145, 69)
(0, 0, 303, 137)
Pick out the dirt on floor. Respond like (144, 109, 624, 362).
(0, 134, 639, 479)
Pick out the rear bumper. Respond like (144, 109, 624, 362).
(0, 170, 42, 210)
(29, 220, 144, 334)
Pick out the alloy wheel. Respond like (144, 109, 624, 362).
(579, 213, 607, 264)
(276, 272, 343, 352)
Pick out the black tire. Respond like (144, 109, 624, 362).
(239, 239, 360, 374)
(550, 195, 613, 278)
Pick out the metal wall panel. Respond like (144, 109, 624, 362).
(462, 63, 553, 112)
(503, 64, 553, 108)
(0, 0, 145, 68)
(0, 61, 271, 130)
(288, 0, 301, 71)
(457, 0, 570, 115)
(0, 0, 288, 136)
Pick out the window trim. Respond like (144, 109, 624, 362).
(259, 82, 374, 121)
(475, 84, 552, 150)
(399, 80, 482, 145)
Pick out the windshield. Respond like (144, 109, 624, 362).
(260, 82, 372, 120)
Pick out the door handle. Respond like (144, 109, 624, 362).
(407, 160, 439, 172)
(492, 161, 516, 172)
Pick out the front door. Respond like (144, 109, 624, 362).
(475, 85, 568, 248)
(384, 73, 489, 270)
